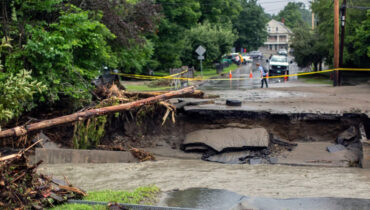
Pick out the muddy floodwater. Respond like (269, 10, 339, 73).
(159, 188, 370, 210)
(39, 158, 370, 199)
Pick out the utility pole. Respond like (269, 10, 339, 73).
(333, 0, 340, 86)
(339, 0, 347, 85)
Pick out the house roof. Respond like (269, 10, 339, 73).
(267, 19, 293, 34)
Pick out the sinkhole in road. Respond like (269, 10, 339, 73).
(98, 106, 370, 167)
(171, 110, 370, 167)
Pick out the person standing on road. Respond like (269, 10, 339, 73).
(235, 54, 240, 65)
(257, 63, 268, 88)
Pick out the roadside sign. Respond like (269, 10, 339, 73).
(195, 45, 206, 56)
(197, 55, 204, 60)
(231, 47, 236, 53)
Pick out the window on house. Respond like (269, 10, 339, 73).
(276, 27, 278, 32)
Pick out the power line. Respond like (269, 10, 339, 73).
(346, 6, 370, 9)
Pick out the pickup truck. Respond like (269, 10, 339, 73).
(266, 55, 291, 76)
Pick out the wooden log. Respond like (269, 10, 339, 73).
(0, 87, 195, 139)
(124, 89, 204, 99)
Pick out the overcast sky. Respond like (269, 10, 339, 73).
(258, 0, 311, 15)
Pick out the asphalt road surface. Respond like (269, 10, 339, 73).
(199, 58, 299, 90)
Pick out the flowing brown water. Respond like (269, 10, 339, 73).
(38, 158, 370, 199)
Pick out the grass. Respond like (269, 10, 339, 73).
(123, 64, 239, 91)
(153, 71, 170, 77)
(300, 78, 332, 84)
(299, 74, 332, 85)
(50, 186, 160, 210)
(195, 64, 238, 79)
(125, 84, 171, 91)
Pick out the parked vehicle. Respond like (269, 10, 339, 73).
(221, 54, 233, 65)
(221, 53, 244, 65)
(266, 55, 291, 76)
(241, 54, 252, 64)
(278, 49, 288, 56)
(247, 51, 263, 59)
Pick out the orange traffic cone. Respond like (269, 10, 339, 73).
(266, 73, 269, 79)
(284, 71, 288, 82)
(249, 71, 253, 78)
(229, 70, 232, 79)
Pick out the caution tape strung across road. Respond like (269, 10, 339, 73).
(112, 69, 189, 80)
(111, 68, 370, 81)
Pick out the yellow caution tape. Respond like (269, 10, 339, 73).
(162, 69, 189, 78)
(112, 69, 188, 80)
(111, 67, 370, 81)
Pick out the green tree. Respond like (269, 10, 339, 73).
(113, 39, 155, 73)
(234, 0, 268, 52)
(290, 27, 328, 70)
(198, 0, 242, 24)
(0, 36, 46, 126)
(6, 5, 116, 104)
(275, 2, 310, 29)
(182, 22, 237, 67)
(350, 11, 370, 60)
(311, 0, 370, 67)
(151, 0, 201, 70)
(0, 0, 160, 114)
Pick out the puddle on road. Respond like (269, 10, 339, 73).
(160, 188, 370, 210)
(159, 188, 243, 209)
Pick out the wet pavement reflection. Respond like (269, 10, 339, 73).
(199, 58, 299, 91)
(161, 188, 370, 210)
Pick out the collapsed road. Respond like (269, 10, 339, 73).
(34, 81, 370, 206)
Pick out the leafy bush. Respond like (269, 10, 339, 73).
(7, 5, 116, 105)
(0, 70, 46, 127)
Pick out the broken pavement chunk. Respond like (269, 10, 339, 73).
(183, 128, 269, 152)
(269, 157, 278, 164)
(249, 158, 263, 165)
(203, 151, 252, 164)
(337, 126, 358, 145)
(327, 144, 346, 153)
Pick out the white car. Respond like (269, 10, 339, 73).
(242, 54, 252, 64)
(278, 49, 288, 56)
(267, 55, 290, 75)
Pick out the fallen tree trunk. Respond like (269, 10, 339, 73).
(0, 86, 195, 139)
(124, 89, 204, 99)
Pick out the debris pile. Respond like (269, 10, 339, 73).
(0, 152, 85, 209)
(130, 148, 156, 162)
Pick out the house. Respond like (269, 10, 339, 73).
(261, 19, 293, 53)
